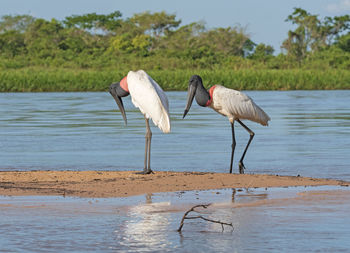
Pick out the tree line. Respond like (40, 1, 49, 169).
(0, 8, 349, 72)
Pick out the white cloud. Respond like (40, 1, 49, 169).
(326, 0, 350, 13)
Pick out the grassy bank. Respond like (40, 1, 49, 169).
(0, 68, 349, 92)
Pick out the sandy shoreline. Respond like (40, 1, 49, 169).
(0, 170, 348, 198)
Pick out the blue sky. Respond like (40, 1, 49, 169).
(1, 0, 350, 52)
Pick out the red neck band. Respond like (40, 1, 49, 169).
(205, 85, 216, 106)
(120, 76, 129, 92)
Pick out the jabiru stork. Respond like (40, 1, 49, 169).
(183, 75, 270, 174)
(109, 70, 170, 174)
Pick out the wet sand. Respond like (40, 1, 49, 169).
(0, 171, 348, 198)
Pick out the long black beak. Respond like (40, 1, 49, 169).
(109, 86, 127, 125)
(183, 84, 196, 119)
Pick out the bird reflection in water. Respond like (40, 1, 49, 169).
(116, 193, 172, 251)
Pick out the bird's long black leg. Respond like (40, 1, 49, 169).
(143, 128, 148, 172)
(145, 118, 153, 174)
(237, 119, 255, 174)
(137, 117, 153, 175)
(229, 122, 236, 174)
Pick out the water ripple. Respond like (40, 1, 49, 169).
(0, 90, 349, 180)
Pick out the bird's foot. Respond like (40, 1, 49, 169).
(135, 169, 154, 175)
(238, 162, 246, 174)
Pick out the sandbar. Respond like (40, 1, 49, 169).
(1, 171, 348, 198)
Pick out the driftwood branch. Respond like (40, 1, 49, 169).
(177, 204, 233, 232)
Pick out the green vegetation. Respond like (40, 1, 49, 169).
(0, 8, 349, 91)
(1, 68, 348, 92)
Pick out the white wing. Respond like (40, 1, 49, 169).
(211, 85, 270, 126)
(127, 70, 171, 133)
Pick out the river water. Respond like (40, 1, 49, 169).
(0, 91, 349, 179)
(0, 90, 350, 252)
(1, 187, 350, 252)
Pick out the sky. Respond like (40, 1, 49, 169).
(1, 0, 350, 53)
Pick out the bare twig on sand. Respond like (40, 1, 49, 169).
(177, 204, 233, 232)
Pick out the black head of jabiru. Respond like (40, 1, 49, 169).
(109, 78, 130, 125)
(183, 75, 210, 119)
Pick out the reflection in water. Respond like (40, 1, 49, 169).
(0, 187, 349, 252)
(113, 189, 272, 252)
(1, 90, 350, 252)
(232, 188, 236, 202)
(117, 194, 172, 251)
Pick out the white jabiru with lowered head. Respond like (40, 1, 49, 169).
(109, 70, 171, 174)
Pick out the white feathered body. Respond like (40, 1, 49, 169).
(209, 85, 270, 126)
(127, 70, 171, 133)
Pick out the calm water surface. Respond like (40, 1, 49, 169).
(0, 91, 349, 179)
(0, 90, 350, 252)
(1, 186, 349, 252)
